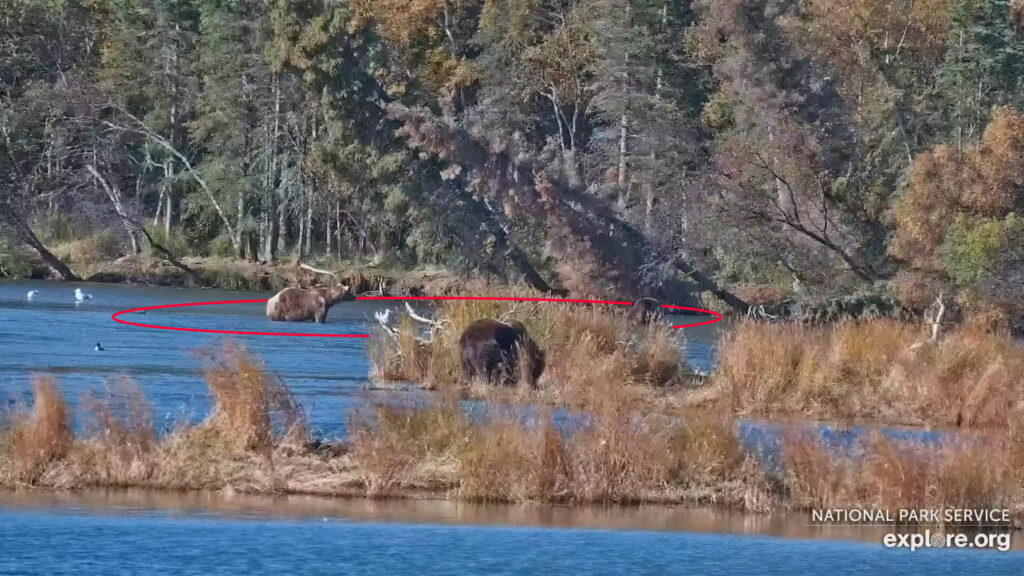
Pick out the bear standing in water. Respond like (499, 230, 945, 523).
(266, 284, 354, 323)
(459, 319, 546, 387)
(628, 298, 662, 324)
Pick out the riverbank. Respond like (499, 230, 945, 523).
(3, 336, 1023, 528)
(5, 252, 464, 295)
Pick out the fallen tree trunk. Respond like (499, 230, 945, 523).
(86, 165, 201, 284)
(0, 206, 79, 281)
(671, 256, 750, 312)
(388, 104, 749, 312)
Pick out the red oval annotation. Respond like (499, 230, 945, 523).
(111, 296, 722, 338)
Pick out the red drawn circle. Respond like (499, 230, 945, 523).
(111, 296, 722, 337)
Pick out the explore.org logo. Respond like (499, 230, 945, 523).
(882, 530, 1012, 552)
(809, 508, 1015, 552)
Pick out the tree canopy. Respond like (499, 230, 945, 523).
(2, 0, 1023, 322)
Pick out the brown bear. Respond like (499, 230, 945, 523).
(266, 284, 355, 323)
(458, 318, 546, 387)
(628, 298, 662, 324)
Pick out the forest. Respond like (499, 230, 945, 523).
(2, 0, 1023, 324)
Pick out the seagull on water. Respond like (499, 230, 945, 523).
(26, 290, 40, 301)
(75, 288, 93, 303)
(94, 343, 105, 351)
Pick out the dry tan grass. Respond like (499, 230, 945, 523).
(346, 394, 757, 507)
(194, 340, 307, 453)
(1, 344, 312, 493)
(368, 281, 688, 410)
(0, 375, 73, 484)
(347, 395, 468, 495)
(457, 414, 571, 502)
(782, 431, 1020, 525)
(3, 334, 1022, 520)
(708, 320, 1024, 427)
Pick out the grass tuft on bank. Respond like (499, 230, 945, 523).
(347, 396, 754, 506)
(781, 428, 1024, 526)
(705, 320, 1024, 427)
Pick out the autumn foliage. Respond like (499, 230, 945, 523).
(890, 107, 1024, 312)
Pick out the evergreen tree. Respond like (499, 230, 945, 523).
(937, 0, 1024, 149)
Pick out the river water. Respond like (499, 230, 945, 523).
(0, 279, 718, 436)
(2, 279, 1022, 574)
(0, 491, 1020, 575)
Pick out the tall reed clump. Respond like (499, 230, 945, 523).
(0, 375, 72, 485)
(1, 343, 317, 492)
(368, 281, 689, 408)
(347, 396, 757, 507)
(782, 431, 1019, 524)
(347, 394, 470, 495)
(456, 413, 571, 502)
(194, 340, 307, 454)
(710, 320, 1024, 427)
(66, 378, 158, 486)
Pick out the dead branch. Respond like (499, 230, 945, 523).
(85, 164, 141, 254)
(405, 302, 441, 327)
(928, 292, 946, 343)
(910, 292, 947, 350)
(374, 309, 399, 339)
(98, 111, 240, 253)
(745, 304, 777, 320)
(87, 164, 201, 283)
(298, 262, 338, 278)
(497, 301, 524, 323)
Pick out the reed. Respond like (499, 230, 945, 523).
(347, 395, 469, 495)
(347, 395, 756, 506)
(368, 281, 689, 409)
(194, 340, 307, 454)
(3, 338, 1022, 522)
(0, 375, 72, 484)
(781, 430, 1020, 526)
(710, 320, 1024, 427)
(1, 344, 311, 492)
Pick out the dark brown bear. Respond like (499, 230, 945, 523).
(458, 319, 545, 387)
(628, 298, 662, 324)
(266, 284, 355, 323)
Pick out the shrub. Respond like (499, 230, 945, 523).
(65, 231, 123, 264)
(942, 214, 1021, 288)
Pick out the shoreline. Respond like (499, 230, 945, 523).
(3, 485, 1021, 546)
(7, 254, 466, 296)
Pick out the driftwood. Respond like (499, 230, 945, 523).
(374, 303, 447, 345)
(374, 309, 399, 337)
(298, 262, 338, 278)
(745, 305, 778, 320)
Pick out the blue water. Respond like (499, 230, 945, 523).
(0, 505, 1020, 575)
(0, 279, 719, 438)
(737, 420, 956, 474)
(3, 281, 1022, 573)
